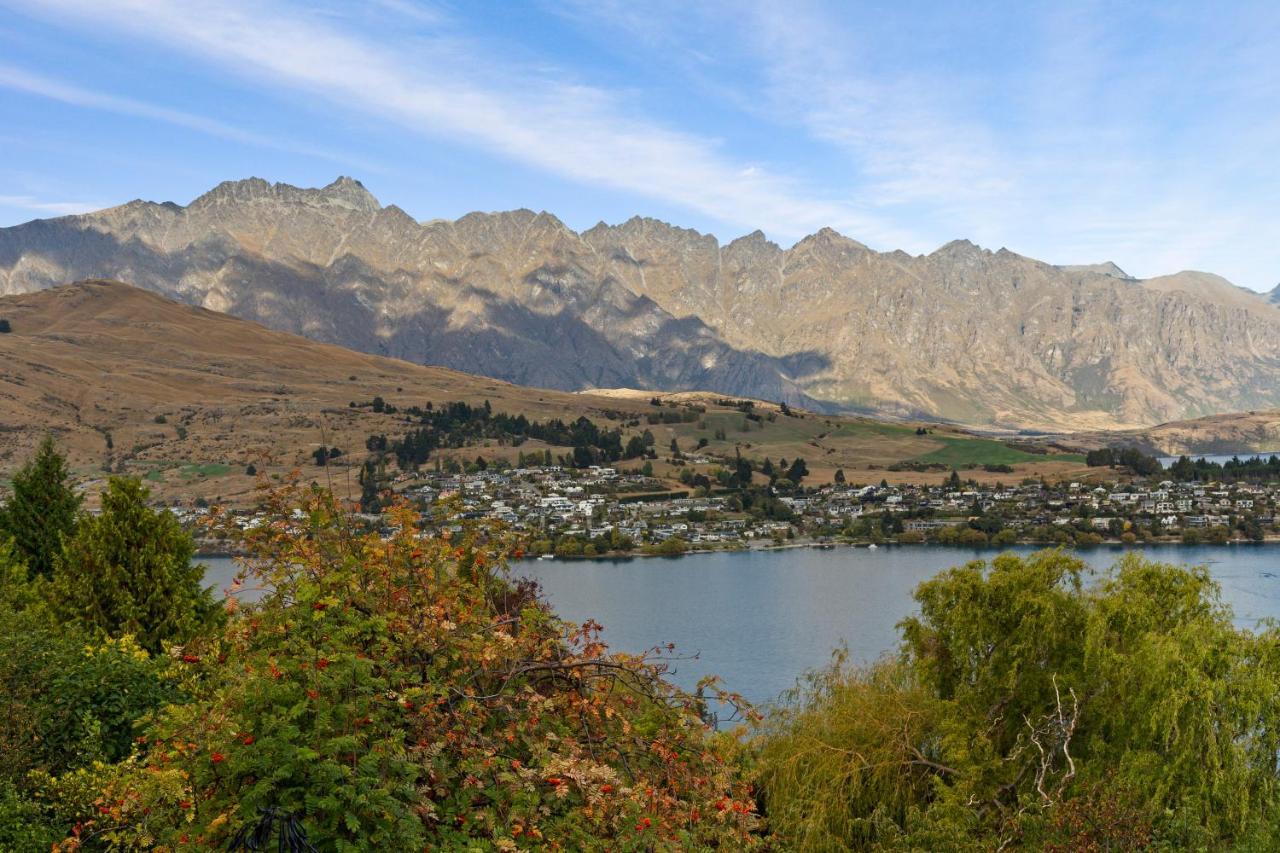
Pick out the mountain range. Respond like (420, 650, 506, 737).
(2, 176, 1279, 430)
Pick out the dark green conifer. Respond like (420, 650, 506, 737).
(0, 436, 81, 578)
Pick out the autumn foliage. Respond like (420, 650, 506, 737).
(66, 485, 759, 850)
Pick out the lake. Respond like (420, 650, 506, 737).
(1158, 450, 1280, 467)
(199, 544, 1280, 709)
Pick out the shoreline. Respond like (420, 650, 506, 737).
(521, 535, 1280, 563)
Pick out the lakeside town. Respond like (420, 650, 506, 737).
(178, 457, 1280, 556)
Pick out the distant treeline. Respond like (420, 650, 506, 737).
(1165, 453, 1280, 483)
(1085, 446, 1163, 475)
(1087, 445, 1280, 482)
(358, 400, 649, 471)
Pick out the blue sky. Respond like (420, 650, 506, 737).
(2, 0, 1278, 290)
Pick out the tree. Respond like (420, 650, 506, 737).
(624, 435, 647, 459)
(0, 318, 10, 333)
(48, 477, 218, 654)
(77, 487, 759, 849)
(0, 436, 81, 579)
(834, 468, 846, 484)
(758, 551, 1280, 849)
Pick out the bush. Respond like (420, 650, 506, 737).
(72, 487, 759, 849)
(991, 528, 1019, 545)
(0, 604, 176, 789)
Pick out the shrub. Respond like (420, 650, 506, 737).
(76, 487, 759, 849)
(0, 605, 176, 787)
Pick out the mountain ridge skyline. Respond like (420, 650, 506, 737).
(50, 174, 1274, 295)
(3, 175, 1280, 432)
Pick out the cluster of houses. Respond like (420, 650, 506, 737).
(173, 465, 1280, 552)
(380, 468, 1279, 547)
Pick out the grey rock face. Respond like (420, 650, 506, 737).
(3, 176, 1280, 428)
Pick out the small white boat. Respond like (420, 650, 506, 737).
(538, 554, 554, 560)
(868, 543, 878, 550)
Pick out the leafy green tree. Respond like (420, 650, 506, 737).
(0, 436, 81, 578)
(758, 550, 1280, 849)
(48, 477, 217, 654)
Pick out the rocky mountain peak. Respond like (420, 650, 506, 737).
(930, 238, 985, 260)
(187, 176, 381, 214)
(724, 229, 780, 256)
(188, 177, 275, 208)
(1058, 261, 1132, 279)
(791, 227, 870, 257)
(317, 176, 381, 212)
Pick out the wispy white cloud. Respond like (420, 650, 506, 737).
(0, 63, 382, 172)
(0, 194, 103, 215)
(6, 0, 1279, 288)
(5, 0, 919, 248)
(554, 0, 1280, 289)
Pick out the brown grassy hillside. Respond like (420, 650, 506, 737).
(0, 281, 1098, 505)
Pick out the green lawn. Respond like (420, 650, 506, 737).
(912, 436, 1085, 467)
(181, 462, 232, 478)
(144, 462, 233, 482)
(830, 421, 919, 439)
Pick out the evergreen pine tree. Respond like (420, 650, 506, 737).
(0, 435, 81, 578)
(49, 477, 217, 653)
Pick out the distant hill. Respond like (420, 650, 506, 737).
(1059, 409, 1280, 457)
(0, 281, 1098, 501)
(0, 280, 657, 503)
(4, 177, 1280, 429)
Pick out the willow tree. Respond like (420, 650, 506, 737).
(758, 550, 1280, 850)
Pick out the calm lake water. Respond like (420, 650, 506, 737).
(1157, 450, 1280, 467)
(199, 544, 1280, 708)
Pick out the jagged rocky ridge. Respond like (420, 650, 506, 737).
(2, 176, 1279, 429)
